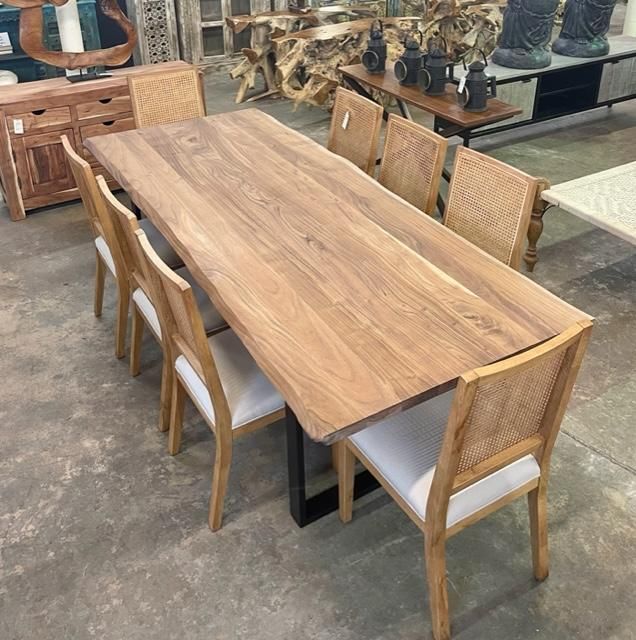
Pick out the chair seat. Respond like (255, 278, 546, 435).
(139, 218, 182, 268)
(133, 266, 225, 340)
(95, 235, 116, 276)
(175, 329, 284, 429)
(350, 392, 541, 529)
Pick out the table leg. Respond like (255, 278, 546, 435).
(524, 178, 551, 273)
(342, 76, 391, 122)
(285, 406, 380, 527)
(397, 99, 412, 120)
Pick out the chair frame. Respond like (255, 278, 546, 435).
(62, 135, 130, 359)
(327, 86, 383, 176)
(378, 114, 448, 215)
(444, 146, 539, 270)
(128, 67, 206, 129)
(338, 319, 592, 640)
(135, 229, 285, 530)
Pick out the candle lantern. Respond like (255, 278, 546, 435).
(362, 20, 387, 74)
(456, 51, 497, 112)
(419, 37, 454, 96)
(394, 30, 425, 86)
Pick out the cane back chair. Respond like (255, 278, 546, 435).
(444, 147, 539, 270)
(327, 87, 383, 176)
(128, 68, 206, 129)
(338, 320, 592, 640)
(378, 114, 448, 215)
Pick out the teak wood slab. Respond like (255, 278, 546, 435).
(85, 110, 589, 444)
(339, 65, 522, 128)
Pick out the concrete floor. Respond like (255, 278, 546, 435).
(1, 42, 636, 640)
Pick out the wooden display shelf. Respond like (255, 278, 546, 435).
(0, 61, 189, 221)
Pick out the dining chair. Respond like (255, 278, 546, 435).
(96, 177, 227, 431)
(128, 67, 206, 129)
(63, 136, 183, 359)
(337, 319, 592, 640)
(378, 114, 448, 214)
(327, 86, 383, 176)
(444, 146, 539, 270)
(135, 229, 286, 531)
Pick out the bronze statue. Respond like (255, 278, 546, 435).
(552, 0, 617, 57)
(492, 0, 560, 69)
(3, 0, 137, 70)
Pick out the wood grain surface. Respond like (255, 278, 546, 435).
(339, 64, 522, 128)
(86, 110, 589, 443)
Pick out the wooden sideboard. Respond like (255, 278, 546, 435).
(0, 61, 189, 221)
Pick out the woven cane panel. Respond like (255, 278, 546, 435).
(328, 89, 382, 174)
(130, 70, 204, 128)
(379, 118, 444, 213)
(457, 349, 566, 474)
(445, 150, 533, 266)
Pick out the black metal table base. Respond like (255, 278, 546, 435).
(286, 406, 380, 527)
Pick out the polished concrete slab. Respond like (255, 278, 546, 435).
(1, 54, 635, 640)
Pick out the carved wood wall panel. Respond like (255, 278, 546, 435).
(126, 0, 179, 64)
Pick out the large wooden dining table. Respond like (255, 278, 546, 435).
(86, 109, 590, 526)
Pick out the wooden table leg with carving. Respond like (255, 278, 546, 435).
(524, 177, 551, 273)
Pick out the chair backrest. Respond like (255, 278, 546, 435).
(444, 147, 538, 270)
(96, 174, 147, 290)
(327, 87, 383, 176)
(378, 114, 448, 215)
(427, 319, 592, 528)
(62, 135, 126, 276)
(134, 228, 232, 431)
(128, 68, 206, 129)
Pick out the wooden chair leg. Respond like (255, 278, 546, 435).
(528, 485, 549, 581)
(94, 250, 105, 318)
(209, 435, 233, 531)
(114, 284, 129, 359)
(158, 355, 173, 433)
(129, 303, 144, 377)
(338, 441, 355, 524)
(168, 376, 186, 455)
(425, 533, 451, 640)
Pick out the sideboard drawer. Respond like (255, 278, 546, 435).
(80, 117, 135, 141)
(76, 95, 132, 120)
(8, 107, 72, 135)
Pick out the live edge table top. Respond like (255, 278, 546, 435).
(339, 64, 522, 128)
(85, 110, 589, 444)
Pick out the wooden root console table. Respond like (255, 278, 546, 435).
(0, 61, 189, 221)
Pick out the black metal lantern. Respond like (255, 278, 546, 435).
(419, 37, 454, 96)
(394, 30, 425, 86)
(361, 20, 387, 74)
(457, 50, 497, 112)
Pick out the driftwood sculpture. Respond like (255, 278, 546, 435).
(3, 0, 137, 69)
(229, 1, 508, 107)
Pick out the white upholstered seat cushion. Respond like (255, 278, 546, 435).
(139, 218, 182, 268)
(175, 330, 284, 429)
(95, 235, 116, 276)
(132, 266, 225, 340)
(350, 391, 541, 529)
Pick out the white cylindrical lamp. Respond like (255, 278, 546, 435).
(54, 0, 85, 77)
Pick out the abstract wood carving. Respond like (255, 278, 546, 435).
(228, 1, 507, 106)
(3, 0, 137, 70)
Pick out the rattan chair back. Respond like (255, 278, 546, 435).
(378, 114, 448, 214)
(129, 68, 206, 129)
(327, 87, 383, 176)
(444, 147, 538, 269)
